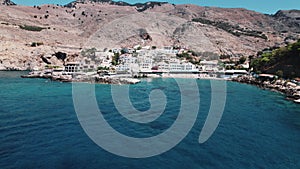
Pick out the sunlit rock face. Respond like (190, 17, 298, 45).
(0, 0, 299, 70)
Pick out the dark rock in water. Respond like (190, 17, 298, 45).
(5, 67, 20, 71)
(21, 71, 72, 82)
(21, 70, 140, 85)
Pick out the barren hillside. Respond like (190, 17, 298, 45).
(0, 0, 299, 70)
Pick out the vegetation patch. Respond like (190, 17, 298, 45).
(53, 52, 67, 61)
(19, 25, 46, 32)
(97, 66, 110, 71)
(192, 18, 267, 40)
(251, 40, 300, 78)
(112, 53, 120, 66)
(176, 51, 200, 65)
(31, 42, 44, 47)
(45, 65, 61, 69)
(81, 48, 96, 60)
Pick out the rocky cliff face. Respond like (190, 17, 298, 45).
(0, 0, 15, 6)
(0, 0, 299, 70)
(272, 10, 300, 33)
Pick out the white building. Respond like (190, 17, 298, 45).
(95, 51, 113, 68)
(222, 69, 248, 79)
(64, 62, 80, 74)
(199, 60, 219, 72)
(157, 59, 198, 72)
(116, 64, 130, 72)
(116, 54, 138, 73)
(138, 56, 153, 72)
(169, 62, 198, 72)
(158, 46, 179, 55)
(119, 54, 137, 64)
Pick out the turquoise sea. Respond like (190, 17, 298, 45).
(0, 71, 300, 169)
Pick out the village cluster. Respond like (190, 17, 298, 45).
(63, 45, 249, 79)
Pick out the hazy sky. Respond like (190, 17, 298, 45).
(12, 0, 300, 14)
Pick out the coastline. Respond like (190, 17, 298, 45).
(15, 70, 300, 103)
(231, 75, 300, 103)
(20, 71, 141, 85)
(20, 69, 230, 83)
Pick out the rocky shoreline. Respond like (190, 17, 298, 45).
(21, 71, 141, 85)
(232, 75, 300, 102)
(19, 71, 300, 103)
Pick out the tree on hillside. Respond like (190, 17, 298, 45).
(112, 53, 120, 66)
(250, 39, 300, 78)
(276, 70, 283, 78)
(238, 56, 247, 64)
(81, 48, 96, 60)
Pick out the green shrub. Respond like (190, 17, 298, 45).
(250, 40, 300, 78)
(45, 65, 61, 69)
(112, 53, 120, 65)
(276, 70, 283, 78)
(97, 66, 109, 70)
(19, 25, 45, 32)
(176, 52, 190, 58)
(239, 56, 247, 64)
(31, 42, 44, 47)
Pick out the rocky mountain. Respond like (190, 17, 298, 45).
(0, 0, 15, 5)
(0, 0, 299, 70)
(272, 10, 300, 33)
(65, 0, 168, 12)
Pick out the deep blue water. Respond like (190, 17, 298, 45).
(0, 71, 299, 169)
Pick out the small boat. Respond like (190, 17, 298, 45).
(294, 99, 300, 103)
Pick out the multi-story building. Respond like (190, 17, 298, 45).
(156, 59, 198, 72)
(199, 60, 220, 72)
(116, 54, 138, 73)
(64, 62, 80, 74)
